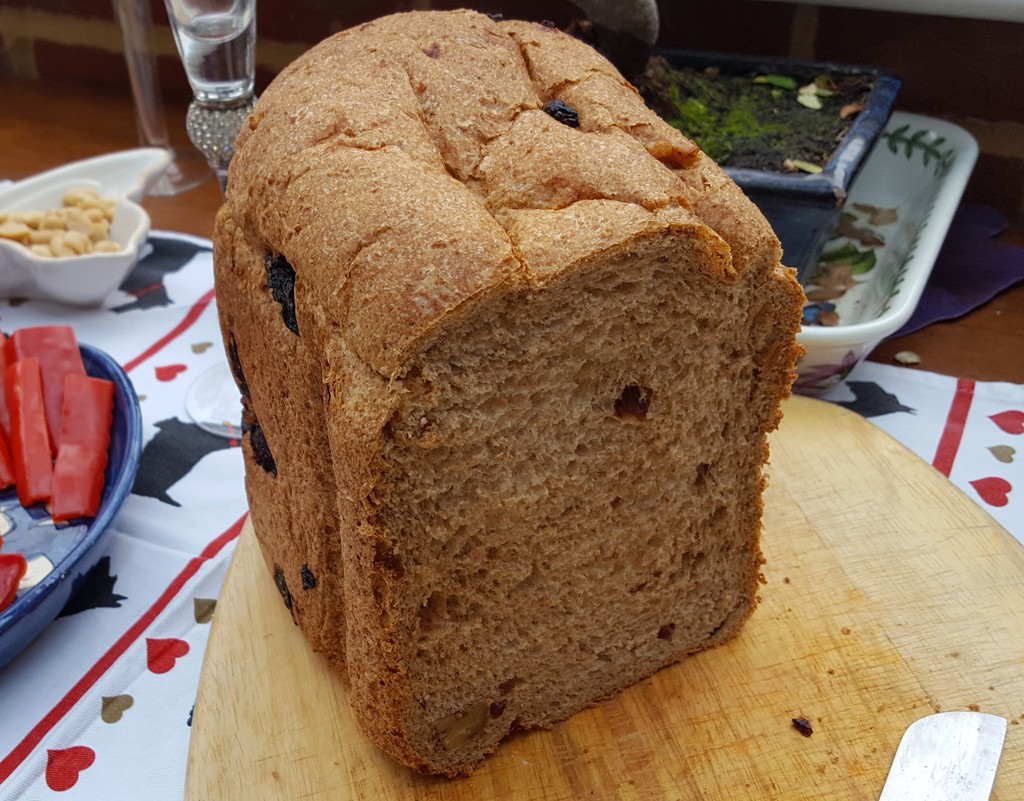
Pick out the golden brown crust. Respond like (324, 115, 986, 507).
(225, 9, 777, 378)
(501, 201, 732, 283)
(501, 20, 700, 169)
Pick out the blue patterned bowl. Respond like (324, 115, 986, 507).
(0, 344, 142, 669)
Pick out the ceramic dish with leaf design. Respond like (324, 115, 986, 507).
(794, 111, 978, 394)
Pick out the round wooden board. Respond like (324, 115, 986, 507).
(185, 395, 1024, 800)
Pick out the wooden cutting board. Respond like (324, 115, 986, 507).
(185, 395, 1024, 800)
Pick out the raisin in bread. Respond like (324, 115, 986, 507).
(213, 9, 804, 777)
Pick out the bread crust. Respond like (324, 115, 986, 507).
(215, 9, 804, 776)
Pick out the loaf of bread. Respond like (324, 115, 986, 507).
(213, 9, 803, 777)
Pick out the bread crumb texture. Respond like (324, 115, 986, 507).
(214, 9, 804, 776)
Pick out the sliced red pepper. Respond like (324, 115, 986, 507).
(51, 374, 114, 522)
(0, 428, 15, 491)
(4, 326, 85, 455)
(7, 358, 54, 507)
(0, 331, 10, 444)
(0, 552, 28, 613)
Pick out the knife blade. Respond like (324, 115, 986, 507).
(879, 711, 1007, 800)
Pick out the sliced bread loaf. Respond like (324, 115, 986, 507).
(213, 9, 804, 776)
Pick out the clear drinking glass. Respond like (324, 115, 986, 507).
(112, 0, 211, 194)
(164, 0, 257, 191)
(164, 0, 257, 437)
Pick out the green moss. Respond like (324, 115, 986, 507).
(668, 95, 773, 164)
(638, 57, 872, 171)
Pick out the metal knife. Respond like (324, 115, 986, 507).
(879, 711, 1007, 800)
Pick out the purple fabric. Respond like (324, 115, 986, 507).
(890, 204, 1024, 339)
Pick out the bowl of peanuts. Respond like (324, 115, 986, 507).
(0, 148, 171, 306)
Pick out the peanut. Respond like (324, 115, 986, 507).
(0, 221, 32, 243)
(89, 220, 111, 242)
(62, 187, 101, 207)
(64, 207, 92, 235)
(10, 210, 43, 227)
(0, 187, 121, 257)
(28, 229, 57, 244)
(62, 230, 91, 254)
(49, 234, 76, 257)
(40, 211, 66, 230)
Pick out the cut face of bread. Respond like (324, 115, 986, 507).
(214, 8, 803, 778)
(339, 202, 796, 774)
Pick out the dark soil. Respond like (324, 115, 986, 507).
(636, 56, 874, 172)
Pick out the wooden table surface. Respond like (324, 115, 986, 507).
(2, 78, 1022, 384)
(185, 395, 1024, 801)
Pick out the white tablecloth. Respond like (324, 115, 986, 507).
(0, 233, 1020, 799)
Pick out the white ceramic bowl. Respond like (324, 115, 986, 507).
(794, 112, 979, 394)
(0, 148, 171, 306)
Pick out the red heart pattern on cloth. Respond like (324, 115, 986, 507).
(155, 364, 188, 382)
(970, 477, 1013, 507)
(46, 746, 95, 791)
(990, 410, 1024, 435)
(146, 637, 190, 674)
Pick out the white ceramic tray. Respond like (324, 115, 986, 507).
(795, 111, 978, 393)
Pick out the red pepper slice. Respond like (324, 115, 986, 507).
(4, 326, 85, 455)
(0, 429, 15, 491)
(7, 358, 54, 507)
(0, 552, 28, 613)
(0, 331, 10, 444)
(51, 374, 114, 522)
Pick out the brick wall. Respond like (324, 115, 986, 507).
(1, 0, 1021, 221)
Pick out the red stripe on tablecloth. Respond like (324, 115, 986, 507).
(932, 378, 976, 477)
(0, 512, 248, 784)
(122, 287, 217, 374)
